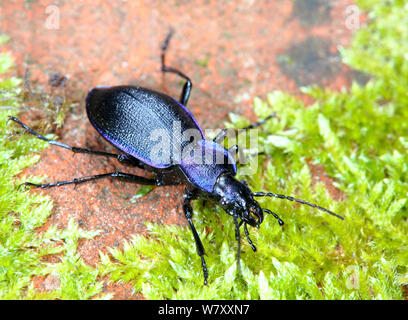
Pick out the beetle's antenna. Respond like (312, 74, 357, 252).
(262, 208, 284, 226)
(254, 192, 344, 220)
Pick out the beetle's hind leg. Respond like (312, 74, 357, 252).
(223, 141, 266, 166)
(161, 29, 192, 106)
(20, 171, 160, 190)
(8, 116, 144, 168)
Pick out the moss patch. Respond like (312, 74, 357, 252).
(0, 37, 105, 299)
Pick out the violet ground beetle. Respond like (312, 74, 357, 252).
(9, 30, 343, 285)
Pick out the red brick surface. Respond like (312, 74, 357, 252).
(1, 0, 364, 299)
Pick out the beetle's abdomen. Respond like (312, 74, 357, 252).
(86, 86, 204, 168)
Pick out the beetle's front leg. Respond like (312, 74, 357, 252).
(213, 113, 276, 144)
(238, 220, 257, 252)
(183, 189, 208, 285)
(233, 214, 242, 275)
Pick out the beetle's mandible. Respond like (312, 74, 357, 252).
(9, 29, 343, 285)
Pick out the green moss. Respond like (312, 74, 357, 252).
(0, 39, 104, 299)
(99, 0, 407, 299)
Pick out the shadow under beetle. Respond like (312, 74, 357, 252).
(9, 30, 343, 285)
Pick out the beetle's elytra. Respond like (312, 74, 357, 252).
(9, 29, 343, 285)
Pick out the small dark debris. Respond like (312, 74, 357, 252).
(49, 72, 67, 87)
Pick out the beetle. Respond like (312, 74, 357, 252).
(9, 30, 343, 285)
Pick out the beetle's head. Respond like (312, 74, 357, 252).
(213, 174, 263, 228)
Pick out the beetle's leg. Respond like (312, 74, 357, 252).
(240, 113, 276, 131)
(8, 116, 144, 168)
(228, 144, 250, 165)
(239, 220, 257, 252)
(233, 214, 242, 275)
(161, 29, 192, 106)
(213, 128, 234, 144)
(228, 145, 239, 157)
(213, 113, 276, 144)
(19, 171, 162, 190)
(244, 223, 257, 252)
(262, 208, 285, 226)
(227, 144, 267, 167)
(183, 189, 208, 285)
